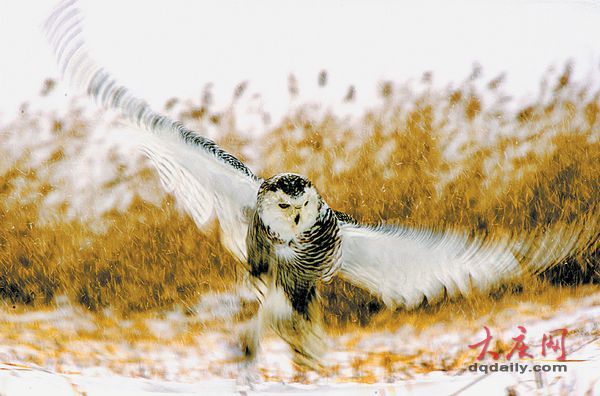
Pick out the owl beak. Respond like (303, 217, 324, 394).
(290, 207, 301, 226)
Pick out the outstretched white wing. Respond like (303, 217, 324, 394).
(45, 0, 261, 261)
(337, 223, 521, 308)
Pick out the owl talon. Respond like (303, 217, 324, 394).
(236, 361, 261, 390)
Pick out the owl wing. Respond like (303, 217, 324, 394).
(45, 0, 261, 261)
(336, 222, 522, 308)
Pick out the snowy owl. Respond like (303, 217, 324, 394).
(45, 1, 522, 371)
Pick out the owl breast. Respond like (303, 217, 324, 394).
(246, 206, 342, 316)
(274, 242, 297, 262)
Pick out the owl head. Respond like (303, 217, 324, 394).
(257, 173, 323, 241)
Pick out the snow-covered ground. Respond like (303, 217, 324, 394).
(1, 291, 599, 395)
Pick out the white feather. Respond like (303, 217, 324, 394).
(140, 136, 258, 261)
(45, 0, 260, 262)
(338, 224, 521, 308)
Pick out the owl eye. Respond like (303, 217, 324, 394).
(304, 201, 309, 206)
(278, 203, 290, 209)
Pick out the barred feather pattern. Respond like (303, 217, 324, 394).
(45, 1, 258, 182)
(44, 0, 261, 261)
(247, 201, 342, 317)
(243, 198, 340, 369)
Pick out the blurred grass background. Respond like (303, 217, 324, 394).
(0, 65, 598, 329)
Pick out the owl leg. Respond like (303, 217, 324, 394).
(273, 287, 325, 372)
(237, 282, 269, 386)
(236, 308, 264, 388)
(236, 275, 270, 387)
(239, 302, 266, 364)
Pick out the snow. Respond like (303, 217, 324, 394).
(1, 343, 599, 395)
(1, 292, 599, 395)
(0, 367, 236, 396)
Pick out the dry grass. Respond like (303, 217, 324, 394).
(0, 66, 599, 332)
